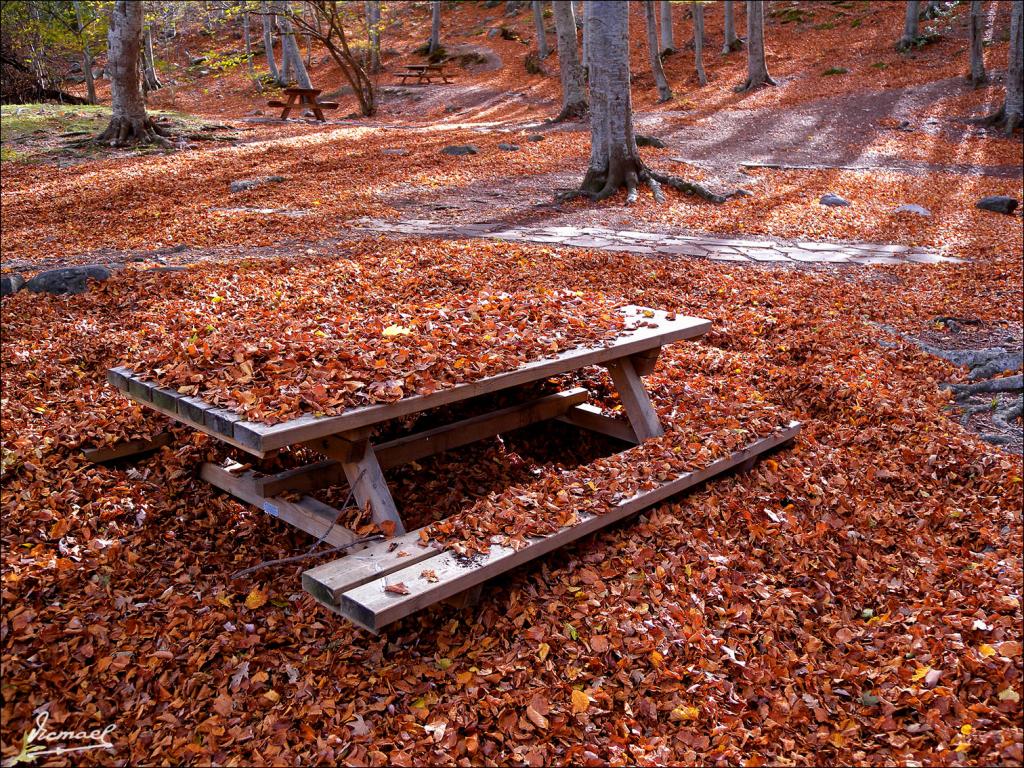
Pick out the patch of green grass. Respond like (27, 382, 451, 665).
(822, 66, 849, 76)
(0, 145, 25, 163)
(871, 61, 888, 70)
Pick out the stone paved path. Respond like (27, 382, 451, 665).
(352, 218, 964, 266)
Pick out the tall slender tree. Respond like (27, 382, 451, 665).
(968, 0, 987, 86)
(897, 0, 920, 50)
(552, 0, 586, 120)
(722, 0, 742, 53)
(532, 1, 549, 58)
(692, 1, 706, 86)
(97, 0, 169, 145)
(142, 22, 162, 91)
(581, 0, 590, 75)
(72, 0, 97, 104)
(983, 0, 1021, 134)
(429, 0, 441, 55)
(276, 0, 311, 88)
(564, 0, 729, 203)
(643, 0, 671, 101)
(659, 0, 674, 54)
(261, 0, 281, 83)
(366, 0, 381, 73)
(735, 0, 773, 91)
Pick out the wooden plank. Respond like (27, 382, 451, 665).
(151, 386, 181, 413)
(373, 387, 589, 470)
(254, 460, 345, 497)
(266, 99, 287, 107)
(605, 357, 664, 441)
(201, 462, 358, 547)
(107, 367, 131, 391)
(234, 308, 709, 451)
(630, 348, 661, 377)
(342, 447, 406, 534)
(330, 421, 801, 632)
(127, 376, 154, 403)
(178, 395, 214, 426)
(82, 431, 173, 463)
(205, 407, 241, 438)
(557, 404, 638, 444)
(302, 530, 444, 606)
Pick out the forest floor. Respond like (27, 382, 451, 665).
(1, 2, 1022, 766)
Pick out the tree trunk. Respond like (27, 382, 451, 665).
(898, 0, 920, 50)
(722, 0, 742, 53)
(73, 0, 97, 104)
(693, 2, 706, 86)
(277, 1, 312, 88)
(567, 0, 728, 205)
(98, 0, 169, 146)
(429, 0, 442, 55)
(143, 25, 162, 91)
(659, 0, 674, 54)
(643, 0, 671, 101)
(984, 0, 1022, 134)
(581, 0, 589, 75)
(532, 1, 550, 58)
(736, 0, 774, 91)
(968, 0, 987, 86)
(262, 1, 281, 83)
(552, 0, 586, 120)
(366, 0, 381, 73)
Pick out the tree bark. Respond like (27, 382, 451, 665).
(276, 1, 312, 88)
(968, 0, 987, 86)
(692, 2, 707, 86)
(73, 0, 97, 104)
(643, 0, 671, 101)
(366, 0, 381, 73)
(722, 0, 742, 53)
(262, 0, 281, 83)
(736, 0, 774, 91)
(983, 0, 1022, 134)
(581, 0, 590, 75)
(97, 0, 169, 146)
(429, 0, 442, 55)
(143, 25, 162, 91)
(567, 0, 729, 205)
(898, 0, 920, 50)
(532, 1, 550, 58)
(552, 0, 586, 120)
(659, 0, 674, 54)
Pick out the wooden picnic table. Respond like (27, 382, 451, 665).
(108, 306, 799, 633)
(266, 87, 339, 122)
(396, 63, 453, 85)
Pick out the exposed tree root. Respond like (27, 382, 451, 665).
(976, 103, 1022, 137)
(734, 75, 778, 93)
(549, 100, 589, 123)
(96, 115, 173, 148)
(949, 375, 1023, 397)
(559, 160, 735, 206)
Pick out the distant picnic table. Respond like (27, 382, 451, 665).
(266, 87, 339, 122)
(396, 63, 453, 85)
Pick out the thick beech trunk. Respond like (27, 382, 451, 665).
(693, 2, 706, 86)
(429, 1, 442, 55)
(277, 2, 312, 88)
(98, 0, 169, 146)
(968, 1, 987, 86)
(736, 0, 774, 91)
(643, 0, 671, 101)
(581, 0, 590, 75)
(898, 0, 920, 50)
(983, 0, 1022, 134)
(567, 0, 730, 205)
(532, 2, 550, 58)
(262, 1, 281, 82)
(659, 0, 674, 53)
(366, 0, 381, 72)
(552, 0, 586, 120)
(722, 0, 742, 53)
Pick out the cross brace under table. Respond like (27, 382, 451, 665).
(108, 306, 800, 633)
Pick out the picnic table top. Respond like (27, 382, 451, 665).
(109, 306, 710, 454)
(283, 87, 322, 95)
(401, 63, 445, 70)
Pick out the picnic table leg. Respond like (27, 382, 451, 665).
(604, 356, 665, 441)
(280, 93, 299, 120)
(342, 444, 406, 534)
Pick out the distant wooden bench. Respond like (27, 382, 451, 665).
(396, 63, 452, 85)
(267, 87, 338, 122)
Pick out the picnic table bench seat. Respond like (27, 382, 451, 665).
(108, 305, 800, 633)
(266, 87, 339, 122)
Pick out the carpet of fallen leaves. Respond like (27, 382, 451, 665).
(2, 236, 1022, 765)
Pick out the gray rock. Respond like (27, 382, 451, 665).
(487, 27, 502, 38)
(1, 274, 25, 297)
(820, 193, 851, 207)
(441, 145, 479, 156)
(526, 134, 544, 142)
(26, 265, 111, 295)
(381, 148, 409, 156)
(976, 195, 1018, 215)
(229, 175, 285, 193)
(635, 134, 666, 148)
(497, 142, 520, 151)
(893, 204, 931, 217)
